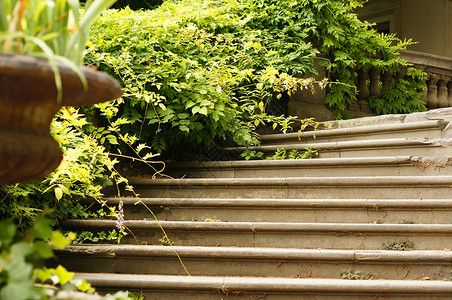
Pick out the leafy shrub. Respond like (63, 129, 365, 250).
(369, 67, 427, 114)
(0, 217, 132, 300)
(0, 108, 120, 229)
(84, 0, 317, 158)
(83, 0, 425, 161)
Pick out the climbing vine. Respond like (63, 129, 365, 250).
(82, 0, 425, 161)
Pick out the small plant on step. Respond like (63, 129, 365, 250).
(266, 148, 288, 160)
(71, 229, 122, 244)
(159, 236, 175, 246)
(241, 149, 265, 160)
(340, 268, 375, 280)
(300, 147, 319, 159)
(400, 220, 415, 224)
(383, 240, 414, 251)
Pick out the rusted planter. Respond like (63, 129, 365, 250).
(0, 53, 122, 185)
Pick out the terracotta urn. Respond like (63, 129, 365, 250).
(0, 53, 122, 185)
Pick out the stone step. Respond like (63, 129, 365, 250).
(125, 176, 452, 199)
(73, 273, 452, 299)
(259, 120, 447, 145)
(54, 245, 452, 281)
(60, 219, 452, 250)
(165, 156, 452, 178)
(223, 137, 452, 159)
(98, 197, 452, 224)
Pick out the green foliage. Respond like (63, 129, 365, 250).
(112, 0, 163, 10)
(369, 67, 427, 115)
(267, 148, 288, 160)
(288, 147, 319, 159)
(83, 0, 322, 158)
(383, 240, 414, 251)
(159, 236, 175, 246)
(241, 149, 265, 160)
(82, 0, 424, 161)
(0, 0, 118, 101)
(0, 108, 119, 229)
(241, 147, 318, 160)
(0, 0, 117, 65)
(72, 229, 123, 244)
(0, 217, 133, 299)
(340, 268, 375, 280)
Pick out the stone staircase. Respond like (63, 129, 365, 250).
(55, 108, 452, 299)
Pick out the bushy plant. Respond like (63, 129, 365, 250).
(369, 67, 427, 114)
(82, 0, 425, 161)
(0, 0, 118, 101)
(0, 217, 133, 300)
(82, 0, 322, 157)
(0, 108, 121, 229)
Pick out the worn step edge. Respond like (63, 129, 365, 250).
(100, 197, 452, 209)
(223, 138, 442, 153)
(60, 219, 452, 233)
(259, 120, 447, 143)
(127, 175, 452, 187)
(74, 273, 452, 293)
(165, 156, 451, 171)
(57, 245, 452, 262)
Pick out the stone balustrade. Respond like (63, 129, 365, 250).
(399, 50, 452, 109)
(288, 50, 452, 121)
(351, 50, 452, 113)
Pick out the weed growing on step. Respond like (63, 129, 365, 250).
(383, 240, 414, 251)
(159, 236, 175, 246)
(400, 220, 415, 224)
(340, 268, 375, 280)
(71, 230, 123, 244)
(241, 147, 319, 160)
(241, 149, 265, 160)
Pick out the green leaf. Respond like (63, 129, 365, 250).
(0, 219, 16, 247)
(30, 218, 53, 240)
(53, 265, 74, 285)
(192, 106, 200, 114)
(33, 241, 54, 259)
(179, 125, 190, 132)
(199, 107, 208, 115)
(185, 101, 196, 109)
(50, 231, 71, 249)
(55, 187, 63, 201)
(76, 279, 93, 292)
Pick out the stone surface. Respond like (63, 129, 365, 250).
(59, 111, 452, 298)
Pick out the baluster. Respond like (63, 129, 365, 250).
(421, 88, 428, 105)
(437, 78, 448, 108)
(448, 80, 452, 107)
(381, 70, 392, 97)
(426, 75, 439, 109)
(357, 67, 369, 100)
(356, 67, 370, 112)
(415, 66, 428, 105)
(369, 67, 381, 98)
